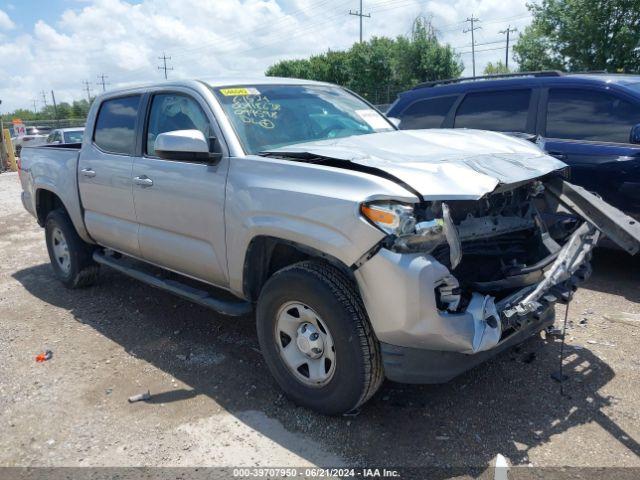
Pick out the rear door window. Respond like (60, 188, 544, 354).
(546, 88, 640, 143)
(454, 89, 531, 132)
(399, 96, 458, 129)
(93, 95, 141, 155)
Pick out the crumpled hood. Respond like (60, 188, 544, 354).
(264, 129, 568, 200)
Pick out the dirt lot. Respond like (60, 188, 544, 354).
(1, 171, 639, 475)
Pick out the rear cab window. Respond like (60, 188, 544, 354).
(454, 89, 532, 132)
(399, 95, 458, 129)
(545, 88, 640, 143)
(93, 95, 142, 155)
(64, 130, 84, 143)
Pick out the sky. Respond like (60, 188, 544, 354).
(0, 0, 535, 113)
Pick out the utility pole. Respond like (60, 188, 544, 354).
(499, 25, 518, 70)
(463, 15, 481, 77)
(51, 90, 60, 127)
(82, 80, 93, 102)
(96, 74, 109, 92)
(349, 0, 370, 43)
(40, 90, 48, 108)
(157, 52, 173, 80)
(32, 99, 38, 114)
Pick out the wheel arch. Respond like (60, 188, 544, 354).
(34, 186, 94, 244)
(36, 188, 67, 226)
(242, 235, 356, 302)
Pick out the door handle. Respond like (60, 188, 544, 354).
(133, 175, 154, 187)
(80, 168, 96, 178)
(548, 151, 568, 160)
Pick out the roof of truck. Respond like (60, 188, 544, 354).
(201, 76, 331, 87)
(55, 127, 85, 132)
(96, 77, 332, 98)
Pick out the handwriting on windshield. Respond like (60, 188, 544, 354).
(231, 95, 281, 129)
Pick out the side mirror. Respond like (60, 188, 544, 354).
(630, 124, 640, 144)
(155, 129, 222, 163)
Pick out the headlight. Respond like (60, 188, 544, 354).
(360, 201, 416, 235)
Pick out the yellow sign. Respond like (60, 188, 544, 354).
(219, 87, 260, 96)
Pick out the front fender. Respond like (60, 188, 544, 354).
(224, 156, 415, 296)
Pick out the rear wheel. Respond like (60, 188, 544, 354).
(256, 260, 383, 415)
(45, 209, 99, 288)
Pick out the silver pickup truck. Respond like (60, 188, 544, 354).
(19, 77, 640, 415)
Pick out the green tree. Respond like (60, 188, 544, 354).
(265, 58, 312, 79)
(483, 61, 512, 75)
(266, 17, 463, 101)
(513, 0, 640, 72)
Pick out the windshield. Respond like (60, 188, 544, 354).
(64, 130, 84, 143)
(211, 84, 394, 154)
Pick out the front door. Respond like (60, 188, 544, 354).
(131, 91, 229, 286)
(540, 87, 640, 218)
(78, 94, 142, 256)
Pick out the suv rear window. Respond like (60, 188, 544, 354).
(546, 88, 640, 143)
(454, 89, 531, 132)
(94, 95, 141, 155)
(399, 96, 457, 129)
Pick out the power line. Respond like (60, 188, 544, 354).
(452, 39, 504, 49)
(458, 45, 506, 55)
(82, 80, 93, 102)
(96, 74, 110, 92)
(499, 25, 518, 69)
(40, 90, 48, 108)
(463, 14, 481, 78)
(158, 51, 173, 80)
(349, 0, 371, 43)
(101, 8, 531, 84)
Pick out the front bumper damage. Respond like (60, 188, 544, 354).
(356, 222, 597, 352)
(354, 216, 599, 384)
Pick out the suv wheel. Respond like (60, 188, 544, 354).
(256, 260, 383, 415)
(45, 209, 99, 288)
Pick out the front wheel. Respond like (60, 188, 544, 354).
(45, 209, 99, 288)
(256, 260, 383, 415)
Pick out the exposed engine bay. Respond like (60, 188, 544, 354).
(383, 177, 600, 333)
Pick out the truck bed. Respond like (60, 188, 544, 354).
(19, 144, 88, 242)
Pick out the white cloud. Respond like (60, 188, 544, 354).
(1, 0, 531, 112)
(0, 9, 15, 30)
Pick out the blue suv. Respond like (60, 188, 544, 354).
(387, 71, 640, 220)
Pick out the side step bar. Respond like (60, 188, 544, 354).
(93, 251, 252, 317)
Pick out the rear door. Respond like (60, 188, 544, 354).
(78, 94, 142, 256)
(131, 89, 230, 286)
(539, 87, 640, 218)
(451, 88, 537, 134)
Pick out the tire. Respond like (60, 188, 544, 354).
(45, 209, 99, 288)
(256, 260, 383, 415)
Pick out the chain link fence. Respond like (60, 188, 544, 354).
(20, 118, 87, 129)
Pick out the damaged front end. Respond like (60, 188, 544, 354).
(358, 176, 639, 355)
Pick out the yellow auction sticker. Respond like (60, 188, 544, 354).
(219, 87, 260, 96)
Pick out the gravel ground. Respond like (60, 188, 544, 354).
(1, 171, 639, 476)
